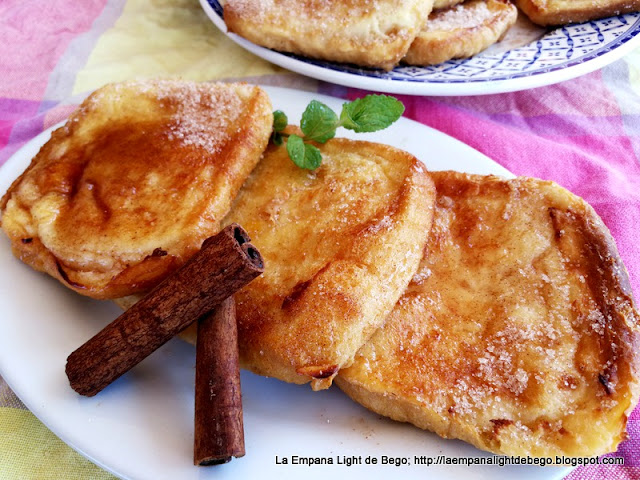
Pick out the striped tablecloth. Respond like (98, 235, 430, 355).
(1, 1, 638, 478)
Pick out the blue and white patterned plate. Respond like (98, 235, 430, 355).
(200, 0, 640, 95)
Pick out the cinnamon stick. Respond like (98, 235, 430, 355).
(194, 297, 244, 465)
(65, 224, 264, 397)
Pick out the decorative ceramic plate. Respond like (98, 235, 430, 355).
(200, 0, 640, 95)
(0, 87, 574, 480)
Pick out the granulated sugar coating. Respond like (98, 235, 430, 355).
(228, 0, 399, 21)
(0, 80, 273, 299)
(88, 79, 248, 154)
(426, 1, 494, 30)
(337, 171, 640, 458)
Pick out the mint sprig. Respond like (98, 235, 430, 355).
(272, 94, 404, 170)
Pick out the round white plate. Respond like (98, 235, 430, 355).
(201, 0, 640, 96)
(0, 86, 570, 480)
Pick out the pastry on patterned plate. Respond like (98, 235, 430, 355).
(403, 0, 518, 66)
(337, 170, 640, 457)
(223, 0, 434, 70)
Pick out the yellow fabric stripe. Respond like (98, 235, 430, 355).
(73, 0, 282, 95)
(0, 408, 116, 480)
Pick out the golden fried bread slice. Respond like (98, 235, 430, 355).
(404, 0, 517, 66)
(0, 80, 272, 299)
(180, 138, 435, 389)
(224, 0, 434, 70)
(337, 171, 640, 457)
(516, 0, 640, 26)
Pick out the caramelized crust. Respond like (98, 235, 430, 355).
(0, 80, 272, 299)
(224, 0, 434, 70)
(337, 171, 640, 457)
(178, 139, 435, 389)
(516, 0, 640, 26)
(403, 0, 518, 66)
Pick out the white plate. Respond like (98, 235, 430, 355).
(0, 87, 570, 480)
(200, 0, 640, 96)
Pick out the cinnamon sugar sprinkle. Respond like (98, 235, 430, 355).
(426, 1, 494, 31)
(228, 0, 392, 18)
(89, 79, 250, 154)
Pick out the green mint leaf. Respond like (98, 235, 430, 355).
(286, 134, 305, 166)
(286, 134, 322, 170)
(301, 143, 322, 170)
(273, 110, 288, 132)
(339, 94, 405, 133)
(272, 132, 283, 146)
(300, 100, 338, 143)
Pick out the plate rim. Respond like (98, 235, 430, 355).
(200, 0, 640, 96)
